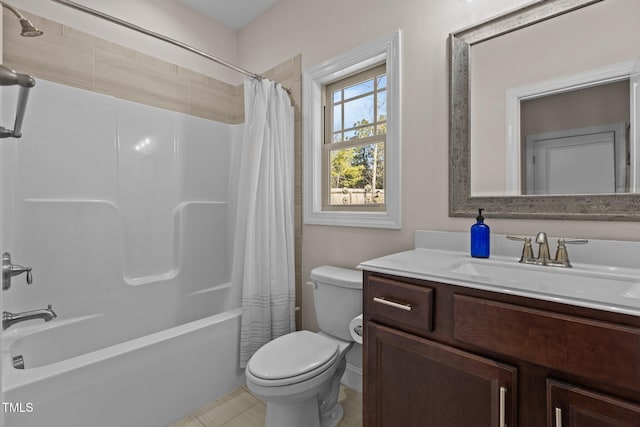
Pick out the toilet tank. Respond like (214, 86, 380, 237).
(310, 266, 362, 342)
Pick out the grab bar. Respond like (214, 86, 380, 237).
(0, 64, 35, 139)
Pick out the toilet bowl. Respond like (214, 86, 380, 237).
(245, 266, 362, 427)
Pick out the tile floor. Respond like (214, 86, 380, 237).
(168, 385, 362, 427)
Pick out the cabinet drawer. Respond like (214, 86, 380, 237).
(454, 295, 640, 391)
(366, 275, 434, 333)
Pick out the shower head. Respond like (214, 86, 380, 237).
(18, 18, 43, 37)
(0, 1, 43, 37)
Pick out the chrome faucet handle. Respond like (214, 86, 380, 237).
(2, 252, 33, 290)
(553, 238, 588, 268)
(506, 235, 534, 263)
(561, 238, 589, 245)
(12, 265, 32, 283)
(506, 235, 528, 241)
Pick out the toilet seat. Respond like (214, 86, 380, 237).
(247, 331, 339, 387)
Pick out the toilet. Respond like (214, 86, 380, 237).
(245, 265, 362, 427)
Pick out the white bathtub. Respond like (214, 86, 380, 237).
(0, 78, 245, 426)
(1, 308, 245, 427)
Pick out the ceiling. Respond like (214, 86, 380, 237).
(178, 0, 281, 30)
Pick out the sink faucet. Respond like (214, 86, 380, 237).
(3, 305, 57, 330)
(535, 232, 552, 265)
(506, 234, 588, 267)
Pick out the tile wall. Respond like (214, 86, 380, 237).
(2, 9, 242, 123)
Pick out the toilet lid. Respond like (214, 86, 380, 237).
(247, 331, 339, 382)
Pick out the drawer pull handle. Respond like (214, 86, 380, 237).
(555, 407, 562, 427)
(373, 296, 412, 311)
(499, 386, 507, 427)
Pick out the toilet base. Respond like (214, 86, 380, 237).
(264, 400, 345, 427)
(265, 396, 321, 427)
(321, 402, 344, 427)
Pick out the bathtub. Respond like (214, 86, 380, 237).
(0, 76, 245, 426)
(1, 308, 245, 427)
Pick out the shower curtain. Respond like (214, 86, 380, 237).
(232, 78, 295, 368)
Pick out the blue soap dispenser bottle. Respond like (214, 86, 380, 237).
(471, 208, 490, 258)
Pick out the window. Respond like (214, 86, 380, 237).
(324, 65, 387, 209)
(303, 32, 400, 228)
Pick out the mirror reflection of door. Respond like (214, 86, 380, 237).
(520, 79, 630, 195)
(524, 124, 627, 195)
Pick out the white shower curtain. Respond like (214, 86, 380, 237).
(232, 78, 295, 368)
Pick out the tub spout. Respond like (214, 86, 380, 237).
(3, 304, 57, 330)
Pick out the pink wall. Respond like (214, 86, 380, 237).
(237, 0, 640, 330)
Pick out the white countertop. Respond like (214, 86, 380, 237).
(359, 231, 640, 317)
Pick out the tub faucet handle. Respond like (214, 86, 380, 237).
(10, 262, 32, 283)
(2, 252, 33, 290)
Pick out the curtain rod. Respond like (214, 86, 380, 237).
(50, 0, 289, 91)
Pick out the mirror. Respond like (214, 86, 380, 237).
(449, 0, 640, 220)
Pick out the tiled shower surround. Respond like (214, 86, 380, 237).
(2, 8, 244, 123)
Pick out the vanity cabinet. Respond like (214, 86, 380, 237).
(548, 380, 640, 427)
(366, 322, 516, 427)
(362, 272, 640, 427)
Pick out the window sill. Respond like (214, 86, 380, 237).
(304, 208, 401, 229)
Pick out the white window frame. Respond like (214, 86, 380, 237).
(323, 64, 387, 210)
(303, 31, 401, 228)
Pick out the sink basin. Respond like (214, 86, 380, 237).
(447, 258, 640, 307)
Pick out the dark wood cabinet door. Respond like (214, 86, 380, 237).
(364, 321, 517, 427)
(548, 379, 640, 427)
